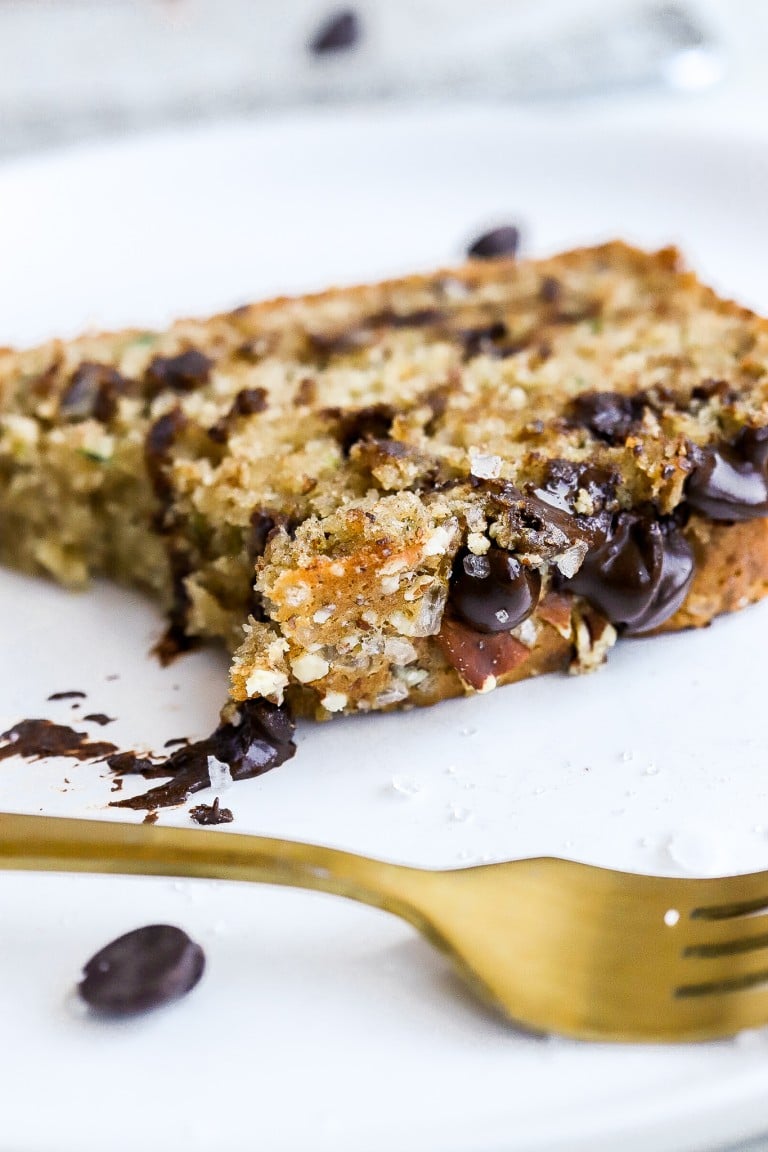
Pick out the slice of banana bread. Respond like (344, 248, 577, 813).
(2, 242, 768, 719)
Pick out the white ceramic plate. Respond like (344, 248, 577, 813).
(2, 108, 768, 1152)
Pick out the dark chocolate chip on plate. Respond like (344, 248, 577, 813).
(309, 8, 361, 54)
(77, 925, 205, 1016)
(466, 225, 521, 261)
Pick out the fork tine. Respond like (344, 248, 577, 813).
(683, 873, 768, 920)
(683, 929, 768, 958)
(662, 976, 768, 1039)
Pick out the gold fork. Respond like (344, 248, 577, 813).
(2, 809, 768, 1042)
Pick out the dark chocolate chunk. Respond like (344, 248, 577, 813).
(248, 509, 291, 561)
(293, 377, 317, 406)
(59, 363, 132, 424)
(145, 407, 187, 501)
(207, 387, 268, 443)
(189, 796, 234, 826)
(459, 321, 511, 360)
(540, 276, 562, 304)
(77, 925, 205, 1016)
(47, 690, 86, 701)
(449, 545, 541, 633)
(152, 546, 198, 667)
(562, 511, 695, 634)
(467, 225, 520, 261)
(111, 699, 295, 811)
(366, 307, 445, 329)
(336, 404, 395, 454)
(0, 719, 117, 763)
(309, 7, 360, 53)
(145, 350, 213, 396)
(570, 391, 644, 445)
(686, 427, 768, 521)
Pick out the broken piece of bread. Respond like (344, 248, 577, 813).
(2, 242, 767, 719)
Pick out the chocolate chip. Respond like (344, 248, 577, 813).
(691, 378, 731, 402)
(449, 546, 541, 633)
(335, 404, 395, 454)
(77, 925, 205, 1016)
(570, 391, 643, 445)
(458, 321, 510, 360)
(208, 387, 268, 443)
(561, 511, 695, 634)
(83, 713, 114, 726)
(466, 226, 520, 261)
(47, 690, 86, 701)
(540, 277, 562, 304)
(59, 363, 132, 424)
(152, 546, 197, 666)
(145, 407, 187, 505)
(146, 350, 213, 396)
(308, 7, 360, 53)
(686, 428, 768, 521)
(189, 796, 233, 826)
(366, 307, 445, 329)
(293, 377, 317, 406)
(247, 509, 291, 561)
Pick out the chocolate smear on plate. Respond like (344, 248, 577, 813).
(189, 796, 234, 826)
(0, 700, 295, 811)
(0, 720, 117, 763)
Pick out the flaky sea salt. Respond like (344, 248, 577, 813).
(207, 756, 233, 790)
(448, 802, 472, 823)
(390, 775, 423, 798)
(666, 829, 724, 876)
(468, 447, 502, 480)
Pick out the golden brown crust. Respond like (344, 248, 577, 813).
(661, 517, 768, 631)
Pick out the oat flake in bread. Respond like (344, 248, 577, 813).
(2, 242, 768, 721)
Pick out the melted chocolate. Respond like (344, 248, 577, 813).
(570, 391, 644, 445)
(189, 796, 234, 825)
(686, 427, 768, 520)
(0, 720, 117, 763)
(562, 511, 695, 634)
(78, 925, 205, 1015)
(47, 690, 86, 701)
(449, 546, 541, 633)
(83, 713, 114, 726)
(110, 699, 295, 811)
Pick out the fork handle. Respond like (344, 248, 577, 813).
(0, 810, 434, 926)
